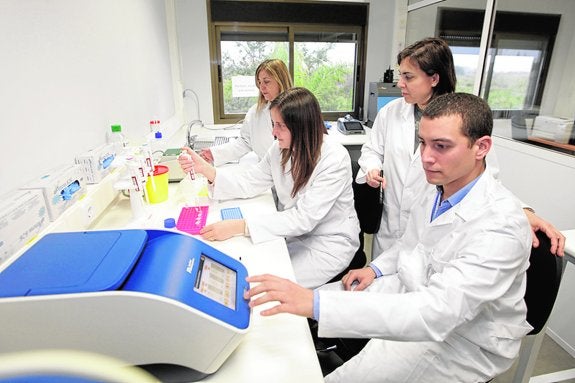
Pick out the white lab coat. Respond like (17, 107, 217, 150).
(357, 98, 501, 258)
(210, 103, 273, 166)
(319, 171, 532, 383)
(212, 134, 361, 289)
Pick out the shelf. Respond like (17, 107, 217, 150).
(527, 136, 575, 152)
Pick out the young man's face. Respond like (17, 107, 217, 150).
(419, 114, 491, 199)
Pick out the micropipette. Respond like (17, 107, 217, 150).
(179, 151, 196, 180)
(379, 169, 384, 204)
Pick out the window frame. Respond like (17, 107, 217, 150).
(207, 0, 368, 124)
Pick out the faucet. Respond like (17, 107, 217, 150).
(187, 120, 204, 148)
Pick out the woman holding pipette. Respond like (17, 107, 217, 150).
(179, 87, 360, 289)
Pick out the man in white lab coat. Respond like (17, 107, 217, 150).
(244, 93, 532, 382)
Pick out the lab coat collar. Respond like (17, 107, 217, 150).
(398, 100, 421, 160)
(400, 99, 414, 122)
(428, 171, 490, 227)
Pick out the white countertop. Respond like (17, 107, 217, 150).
(187, 122, 370, 148)
(88, 180, 324, 382)
(0, 122, 327, 382)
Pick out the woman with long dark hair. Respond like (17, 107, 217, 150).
(179, 87, 360, 289)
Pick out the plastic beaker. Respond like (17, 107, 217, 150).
(145, 165, 169, 203)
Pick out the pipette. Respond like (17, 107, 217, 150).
(379, 169, 384, 204)
(179, 151, 196, 180)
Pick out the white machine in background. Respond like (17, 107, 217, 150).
(531, 115, 574, 144)
(0, 229, 251, 382)
(337, 115, 365, 135)
(366, 81, 402, 127)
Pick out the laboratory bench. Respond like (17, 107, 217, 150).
(0, 124, 326, 382)
(0, 121, 370, 382)
(1, 183, 325, 383)
(187, 121, 370, 163)
(88, 181, 325, 383)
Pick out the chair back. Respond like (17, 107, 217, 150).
(351, 158, 383, 235)
(524, 230, 564, 335)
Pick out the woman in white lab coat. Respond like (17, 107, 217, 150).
(201, 59, 293, 166)
(358, 37, 565, 258)
(358, 37, 458, 257)
(179, 87, 360, 289)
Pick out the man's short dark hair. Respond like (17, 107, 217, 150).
(422, 93, 493, 144)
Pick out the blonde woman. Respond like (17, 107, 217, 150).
(201, 59, 293, 165)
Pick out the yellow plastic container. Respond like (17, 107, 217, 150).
(145, 165, 169, 204)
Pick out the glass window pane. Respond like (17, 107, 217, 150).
(294, 31, 357, 113)
(220, 30, 288, 114)
(483, 36, 547, 111)
(486, 47, 539, 110)
(451, 45, 481, 94)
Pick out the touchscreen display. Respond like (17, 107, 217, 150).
(344, 121, 364, 131)
(194, 254, 236, 310)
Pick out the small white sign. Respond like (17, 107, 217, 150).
(232, 76, 259, 98)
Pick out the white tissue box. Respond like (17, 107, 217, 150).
(75, 143, 116, 184)
(20, 165, 86, 221)
(0, 189, 49, 265)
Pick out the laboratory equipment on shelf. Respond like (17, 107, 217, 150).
(113, 154, 151, 221)
(189, 135, 231, 152)
(366, 81, 402, 127)
(0, 229, 251, 383)
(114, 158, 149, 221)
(112, 140, 169, 220)
(107, 124, 127, 153)
(531, 115, 575, 144)
(337, 115, 365, 135)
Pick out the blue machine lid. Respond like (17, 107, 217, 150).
(0, 230, 148, 298)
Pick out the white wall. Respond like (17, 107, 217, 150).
(362, 0, 402, 117)
(0, 0, 179, 196)
(493, 136, 575, 230)
(0, 0, 398, 196)
(174, 0, 213, 124)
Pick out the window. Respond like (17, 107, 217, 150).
(294, 30, 359, 114)
(483, 35, 550, 111)
(438, 8, 560, 114)
(218, 27, 289, 116)
(208, 1, 368, 123)
(406, 1, 574, 155)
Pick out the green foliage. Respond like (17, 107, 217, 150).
(455, 67, 529, 110)
(221, 41, 353, 114)
(487, 73, 528, 109)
